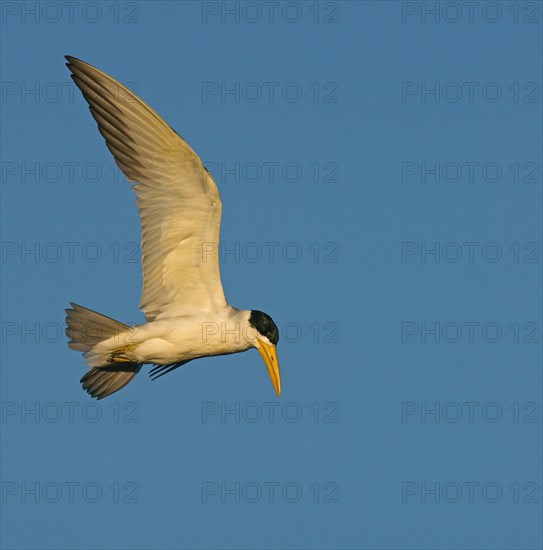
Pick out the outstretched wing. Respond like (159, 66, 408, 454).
(66, 56, 227, 320)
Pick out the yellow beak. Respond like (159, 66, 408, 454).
(257, 340, 281, 396)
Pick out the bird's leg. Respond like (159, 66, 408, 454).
(107, 344, 138, 363)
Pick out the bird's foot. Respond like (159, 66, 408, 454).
(107, 344, 138, 363)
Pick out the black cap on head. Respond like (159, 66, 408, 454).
(249, 310, 279, 345)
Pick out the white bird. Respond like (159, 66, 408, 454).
(64, 56, 281, 400)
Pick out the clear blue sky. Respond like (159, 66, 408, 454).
(1, 1, 541, 549)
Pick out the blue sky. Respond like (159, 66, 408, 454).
(1, 1, 541, 548)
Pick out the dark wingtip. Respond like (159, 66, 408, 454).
(65, 55, 87, 72)
(149, 361, 190, 381)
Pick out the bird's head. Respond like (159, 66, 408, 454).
(248, 310, 281, 396)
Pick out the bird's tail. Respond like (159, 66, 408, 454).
(65, 302, 141, 400)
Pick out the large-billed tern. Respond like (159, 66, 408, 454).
(64, 56, 281, 399)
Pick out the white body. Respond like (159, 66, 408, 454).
(85, 308, 261, 367)
(64, 57, 281, 399)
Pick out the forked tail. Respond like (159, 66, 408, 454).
(65, 302, 141, 400)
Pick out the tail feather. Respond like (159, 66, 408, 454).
(65, 302, 130, 352)
(66, 302, 141, 399)
(81, 364, 142, 400)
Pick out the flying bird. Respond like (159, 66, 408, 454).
(64, 56, 280, 399)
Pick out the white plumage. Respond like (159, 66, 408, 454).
(64, 56, 281, 399)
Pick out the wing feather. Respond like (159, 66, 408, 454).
(66, 56, 227, 320)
